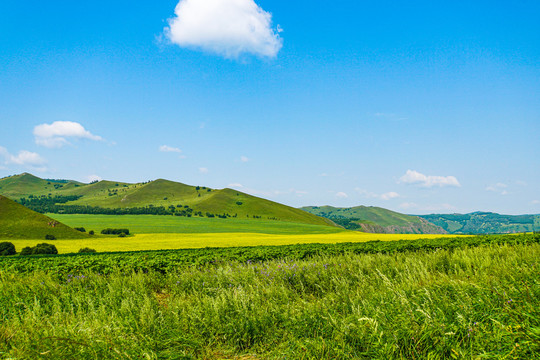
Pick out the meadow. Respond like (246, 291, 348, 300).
(0, 237, 538, 359)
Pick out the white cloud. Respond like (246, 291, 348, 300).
(228, 183, 244, 188)
(165, 0, 283, 59)
(199, 167, 209, 174)
(380, 191, 400, 201)
(399, 170, 460, 188)
(486, 183, 508, 195)
(159, 145, 182, 153)
(336, 192, 348, 198)
(399, 202, 457, 213)
(355, 188, 400, 201)
(85, 174, 103, 183)
(531, 200, 539, 205)
(0, 146, 46, 166)
(34, 121, 103, 148)
(240, 155, 249, 162)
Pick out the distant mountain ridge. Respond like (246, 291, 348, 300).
(301, 205, 447, 234)
(419, 212, 540, 234)
(0, 173, 335, 227)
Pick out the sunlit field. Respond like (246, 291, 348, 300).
(2, 231, 463, 254)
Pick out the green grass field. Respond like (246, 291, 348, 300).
(0, 240, 537, 359)
(47, 213, 344, 235)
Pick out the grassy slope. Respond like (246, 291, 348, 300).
(1, 174, 335, 227)
(0, 195, 87, 239)
(302, 205, 422, 226)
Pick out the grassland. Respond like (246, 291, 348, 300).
(48, 213, 344, 235)
(0, 239, 537, 359)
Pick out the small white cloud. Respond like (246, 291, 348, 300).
(159, 145, 182, 153)
(240, 155, 249, 162)
(199, 167, 209, 174)
(0, 146, 46, 166)
(86, 175, 103, 183)
(486, 183, 509, 195)
(399, 202, 457, 212)
(34, 121, 103, 148)
(165, 0, 283, 59)
(336, 192, 348, 199)
(228, 183, 244, 188)
(380, 192, 400, 201)
(531, 200, 540, 205)
(399, 170, 460, 188)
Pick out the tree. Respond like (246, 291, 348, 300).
(0, 242, 16, 256)
(45, 234, 57, 240)
(78, 247, 97, 253)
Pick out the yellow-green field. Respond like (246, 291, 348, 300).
(3, 232, 464, 254)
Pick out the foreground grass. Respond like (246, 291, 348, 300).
(0, 242, 538, 359)
(2, 232, 464, 254)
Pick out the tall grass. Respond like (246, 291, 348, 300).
(0, 243, 538, 359)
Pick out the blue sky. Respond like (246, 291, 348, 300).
(0, 0, 539, 214)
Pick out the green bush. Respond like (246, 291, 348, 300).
(45, 234, 56, 240)
(20, 247, 33, 256)
(0, 242, 16, 256)
(78, 247, 97, 253)
(89, 230, 95, 235)
(20, 243, 58, 256)
(74, 227, 86, 232)
(118, 233, 126, 238)
(101, 228, 129, 235)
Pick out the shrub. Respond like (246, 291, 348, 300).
(20, 243, 58, 255)
(89, 230, 95, 235)
(236, 201, 243, 206)
(20, 247, 34, 256)
(45, 234, 57, 240)
(119, 233, 127, 238)
(78, 247, 97, 253)
(0, 242, 16, 256)
(101, 228, 129, 235)
(32, 243, 58, 255)
(74, 227, 86, 232)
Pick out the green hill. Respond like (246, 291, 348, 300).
(0, 174, 335, 227)
(301, 205, 447, 234)
(419, 212, 540, 234)
(0, 195, 88, 239)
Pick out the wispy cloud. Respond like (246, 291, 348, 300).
(240, 155, 249, 162)
(399, 202, 457, 213)
(336, 192, 348, 198)
(486, 183, 508, 195)
(399, 170, 460, 188)
(0, 146, 46, 166)
(159, 145, 182, 153)
(355, 188, 400, 201)
(34, 121, 103, 148)
(164, 0, 283, 59)
(85, 174, 103, 183)
(199, 167, 209, 174)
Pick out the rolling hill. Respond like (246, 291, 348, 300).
(0, 174, 335, 227)
(301, 205, 447, 234)
(419, 212, 540, 234)
(0, 195, 88, 239)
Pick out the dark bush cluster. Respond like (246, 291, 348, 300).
(20, 243, 58, 256)
(101, 228, 130, 235)
(0, 242, 16, 256)
(74, 227, 86, 232)
(45, 234, 57, 240)
(78, 247, 97, 253)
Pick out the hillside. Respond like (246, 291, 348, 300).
(419, 212, 540, 234)
(0, 195, 88, 239)
(0, 174, 335, 227)
(301, 205, 447, 234)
